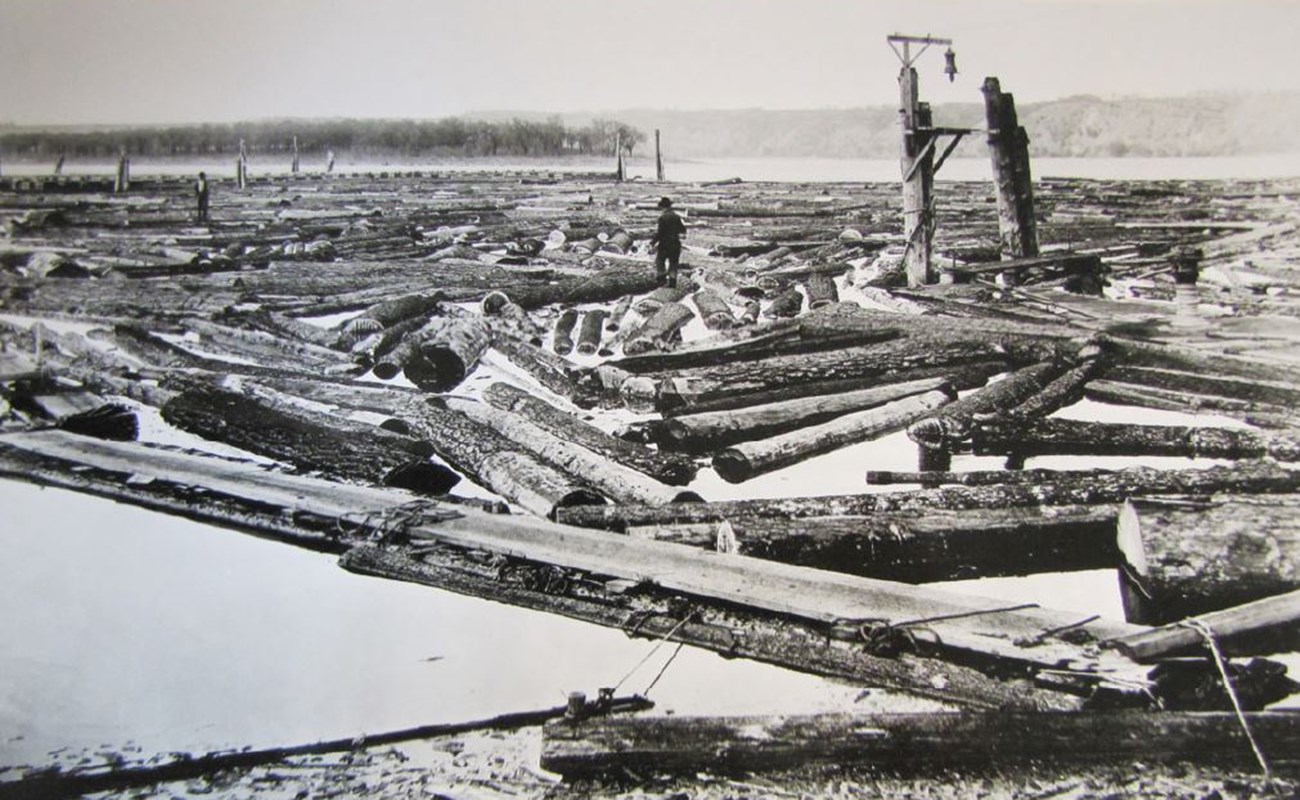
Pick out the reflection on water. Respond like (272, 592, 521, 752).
(0, 481, 869, 767)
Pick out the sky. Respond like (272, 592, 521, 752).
(1, 0, 1298, 126)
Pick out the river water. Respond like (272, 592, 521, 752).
(3, 156, 1298, 773)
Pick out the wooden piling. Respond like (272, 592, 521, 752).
(982, 77, 1039, 258)
(899, 65, 935, 286)
(655, 128, 665, 181)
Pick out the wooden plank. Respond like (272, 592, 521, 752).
(0, 430, 1149, 678)
(541, 710, 1300, 778)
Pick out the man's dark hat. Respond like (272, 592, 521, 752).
(657, 196, 673, 208)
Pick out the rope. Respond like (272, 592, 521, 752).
(834, 602, 1039, 658)
(1179, 618, 1273, 781)
(641, 642, 686, 697)
(610, 611, 694, 694)
(334, 500, 459, 544)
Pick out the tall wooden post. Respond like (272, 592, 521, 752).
(982, 77, 1039, 259)
(114, 149, 130, 193)
(899, 65, 935, 286)
(237, 138, 248, 189)
(615, 131, 625, 182)
(655, 129, 665, 182)
(291, 135, 300, 174)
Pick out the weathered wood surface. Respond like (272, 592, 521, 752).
(438, 396, 700, 507)
(1117, 496, 1300, 625)
(575, 309, 607, 354)
(403, 314, 492, 392)
(555, 461, 1300, 530)
(907, 360, 1062, 449)
(541, 710, 1300, 778)
(552, 308, 579, 355)
(1109, 588, 1300, 662)
(623, 302, 695, 356)
(481, 381, 697, 486)
(1085, 379, 1300, 430)
(713, 389, 953, 483)
(626, 504, 1119, 582)
(159, 382, 460, 495)
(973, 418, 1300, 461)
(865, 467, 1117, 487)
(641, 376, 951, 453)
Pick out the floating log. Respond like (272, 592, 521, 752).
(907, 360, 1064, 449)
(492, 262, 661, 310)
(403, 315, 492, 393)
(489, 330, 583, 402)
(1004, 358, 1102, 420)
(623, 302, 695, 357)
(803, 272, 839, 308)
(575, 309, 607, 354)
(352, 314, 431, 371)
(645, 376, 952, 453)
(658, 361, 1003, 418)
(627, 503, 1118, 582)
(605, 295, 633, 331)
(690, 288, 738, 329)
(541, 710, 1300, 779)
(481, 382, 696, 486)
(763, 286, 803, 318)
(555, 461, 1300, 531)
(439, 396, 701, 506)
(399, 397, 605, 518)
(483, 296, 546, 347)
(1109, 588, 1300, 662)
(160, 383, 460, 496)
(713, 389, 954, 483)
(333, 291, 444, 348)
(1116, 496, 1300, 625)
(54, 401, 139, 442)
(645, 338, 1017, 412)
(1103, 364, 1300, 409)
(973, 418, 1300, 461)
(739, 298, 761, 324)
(866, 467, 1116, 487)
(634, 284, 693, 316)
(552, 308, 579, 355)
(3, 695, 652, 800)
(1084, 380, 1300, 431)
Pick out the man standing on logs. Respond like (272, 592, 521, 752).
(195, 171, 211, 222)
(651, 196, 686, 288)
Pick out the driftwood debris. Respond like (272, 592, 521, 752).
(973, 417, 1300, 461)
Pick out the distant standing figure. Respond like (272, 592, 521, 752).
(195, 171, 210, 222)
(651, 196, 686, 287)
(53, 154, 65, 175)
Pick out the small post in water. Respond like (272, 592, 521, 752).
(655, 129, 665, 181)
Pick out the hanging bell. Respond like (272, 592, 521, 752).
(943, 47, 958, 82)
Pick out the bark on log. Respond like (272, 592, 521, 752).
(609, 320, 896, 374)
(576, 309, 607, 355)
(1085, 380, 1300, 431)
(492, 262, 661, 310)
(399, 397, 605, 518)
(763, 286, 804, 318)
(483, 297, 546, 347)
(489, 330, 584, 402)
(907, 360, 1064, 449)
(352, 314, 430, 371)
(540, 710, 1300, 779)
(160, 384, 459, 495)
(1116, 496, 1300, 625)
(1109, 588, 1300, 662)
(866, 467, 1116, 487)
(439, 396, 701, 506)
(605, 295, 633, 331)
(690, 288, 738, 329)
(332, 291, 444, 348)
(481, 382, 697, 486)
(403, 315, 492, 393)
(658, 361, 1004, 418)
(635, 284, 693, 316)
(1103, 364, 1300, 409)
(646, 376, 952, 453)
(803, 272, 839, 309)
(555, 461, 1300, 531)
(623, 302, 695, 357)
(649, 339, 1017, 412)
(627, 504, 1118, 582)
(973, 418, 1300, 461)
(552, 308, 579, 355)
(713, 389, 954, 483)
(1004, 358, 1103, 420)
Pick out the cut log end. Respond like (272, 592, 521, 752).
(712, 449, 753, 484)
(382, 461, 463, 496)
(58, 404, 140, 442)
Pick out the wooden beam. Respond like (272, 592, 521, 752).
(542, 710, 1300, 778)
